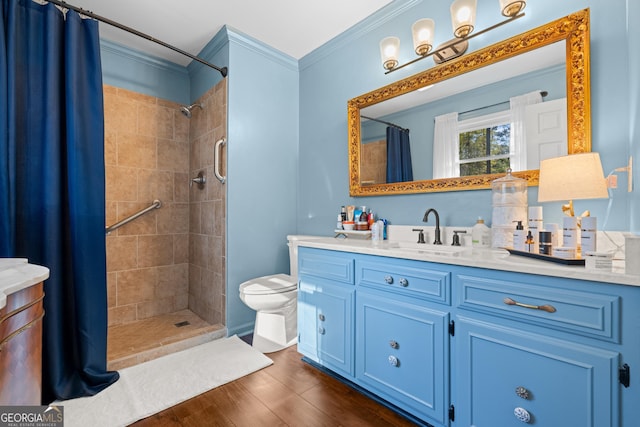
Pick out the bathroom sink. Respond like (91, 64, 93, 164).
(389, 242, 470, 256)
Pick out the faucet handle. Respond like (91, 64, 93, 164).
(452, 230, 467, 246)
(412, 228, 426, 244)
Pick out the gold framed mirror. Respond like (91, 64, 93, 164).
(348, 9, 590, 196)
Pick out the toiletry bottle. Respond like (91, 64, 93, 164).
(340, 206, 347, 222)
(562, 216, 579, 252)
(337, 214, 343, 230)
(513, 220, 526, 251)
(367, 210, 375, 230)
(376, 220, 385, 240)
(472, 217, 490, 248)
(580, 217, 597, 253)
(525, 230, 536, 253)
(539, 231, 552, 255)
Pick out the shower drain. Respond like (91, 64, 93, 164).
(174, 321, 191, 327)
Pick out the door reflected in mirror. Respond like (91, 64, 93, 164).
(348, 9, 591, 196)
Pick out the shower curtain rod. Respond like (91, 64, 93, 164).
(46, 0, 228, 78)
(459, 90, 548, 116)
(361, 115, 409, 133)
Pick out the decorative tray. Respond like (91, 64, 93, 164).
(334, 229, 371, 239)
(505, 248, 585, 266)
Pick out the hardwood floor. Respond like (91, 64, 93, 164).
(131, 344, 420, 426)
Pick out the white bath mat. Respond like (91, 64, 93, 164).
(58, 335, 272, 427)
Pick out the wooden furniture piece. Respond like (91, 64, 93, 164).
(0, 260, 48, 405)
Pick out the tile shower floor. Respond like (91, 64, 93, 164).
(107, 309, 226, 371)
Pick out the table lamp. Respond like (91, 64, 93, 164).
(538, 152, 609, 217)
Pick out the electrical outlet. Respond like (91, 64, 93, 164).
(608, 175, 618, 189)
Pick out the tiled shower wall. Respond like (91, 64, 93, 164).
(104, 81, 227, 328)
(361, 139, 387, 185)
(188, 80, 227, 325)
(104, 86, 191, 326)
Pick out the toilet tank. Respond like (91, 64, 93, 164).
(286, 235, 300, 281)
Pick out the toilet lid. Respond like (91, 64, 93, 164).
(239, 273, 296, 295)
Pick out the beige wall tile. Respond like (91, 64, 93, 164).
(157, 203, 188, 235)
(117, 133, 157, 169)
(106, 235, 138, 271)
(174, 234, 189, 264)
(189, 203, 201, 234)
(137, 297, 175, 320)
(108, 305, 137, 326)
(116, 268, 157, 305)
(107, 272, 117, 308)
(106, 165, 138, 202)
(138, 235, 175, 268)
(174, 173, 189, 203)
(158, 139, 189, 172)
(157, 264, 189, 298)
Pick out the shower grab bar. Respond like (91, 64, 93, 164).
(214, 137, 226, 184)
(105, 199, 162, 234)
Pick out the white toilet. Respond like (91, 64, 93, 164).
(238, 236, 300, 353)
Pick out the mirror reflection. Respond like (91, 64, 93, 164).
(360, 41, 566, 184)
(348, 9, 591, 196)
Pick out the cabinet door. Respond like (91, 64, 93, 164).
(298, 278, 354, 377)
(455, 317, 619, 427)
(356, 291, 449, 426)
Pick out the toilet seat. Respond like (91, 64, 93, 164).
(239, 274, 296, 296)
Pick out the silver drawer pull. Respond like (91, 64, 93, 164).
(318, 313, 325, 321)
(514, 407, 531, 423)
(515, 386, 530, 400)
(504, 297, 556, 313)
(399, 278, 408, 287)
(389, 340, 399, 349)
(388, 355, 399, 367)
(318, 327, 326, 335)
(384, 275, 394, 284)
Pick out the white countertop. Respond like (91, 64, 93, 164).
(0, 258, 50, 309)
(290, 235, 640, 287)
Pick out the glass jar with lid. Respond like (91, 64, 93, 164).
(491, 169, 528, 248)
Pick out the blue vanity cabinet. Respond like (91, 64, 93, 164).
(297, 247, 355, 377)
(453, 269, 623, 427)
(355, 257, 451, 426)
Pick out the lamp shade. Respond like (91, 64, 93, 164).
(379, 36, 400, 70)
(451, 0, 477, 38)
(412, 18, 435, 56)
(538, 153, 609, 202)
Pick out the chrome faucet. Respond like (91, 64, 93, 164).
(423, 208, 442, 245)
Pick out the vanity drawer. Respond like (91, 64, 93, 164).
(356, 257, 450, 305)
(298, 247, 354, 285)
(456, 273, 620, 342)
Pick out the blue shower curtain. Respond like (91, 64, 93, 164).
(0, 0, 119, 402)
(386, 126, 413, 183)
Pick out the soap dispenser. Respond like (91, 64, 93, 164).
(525, 230, 537, 253)
(472, 217, 490, 248)
(513, 220, 526, 251)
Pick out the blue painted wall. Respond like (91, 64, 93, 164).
(298, 0, 634, 233)
(216, 30, 299, 336)
(100, 40, 190, 105)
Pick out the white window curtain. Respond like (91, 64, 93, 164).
(509, 90, 542, 171)
(433, 112, 459, 178)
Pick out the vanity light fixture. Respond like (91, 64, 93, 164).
(380, 0, 526, 74)
(537, 153, 609, 218)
